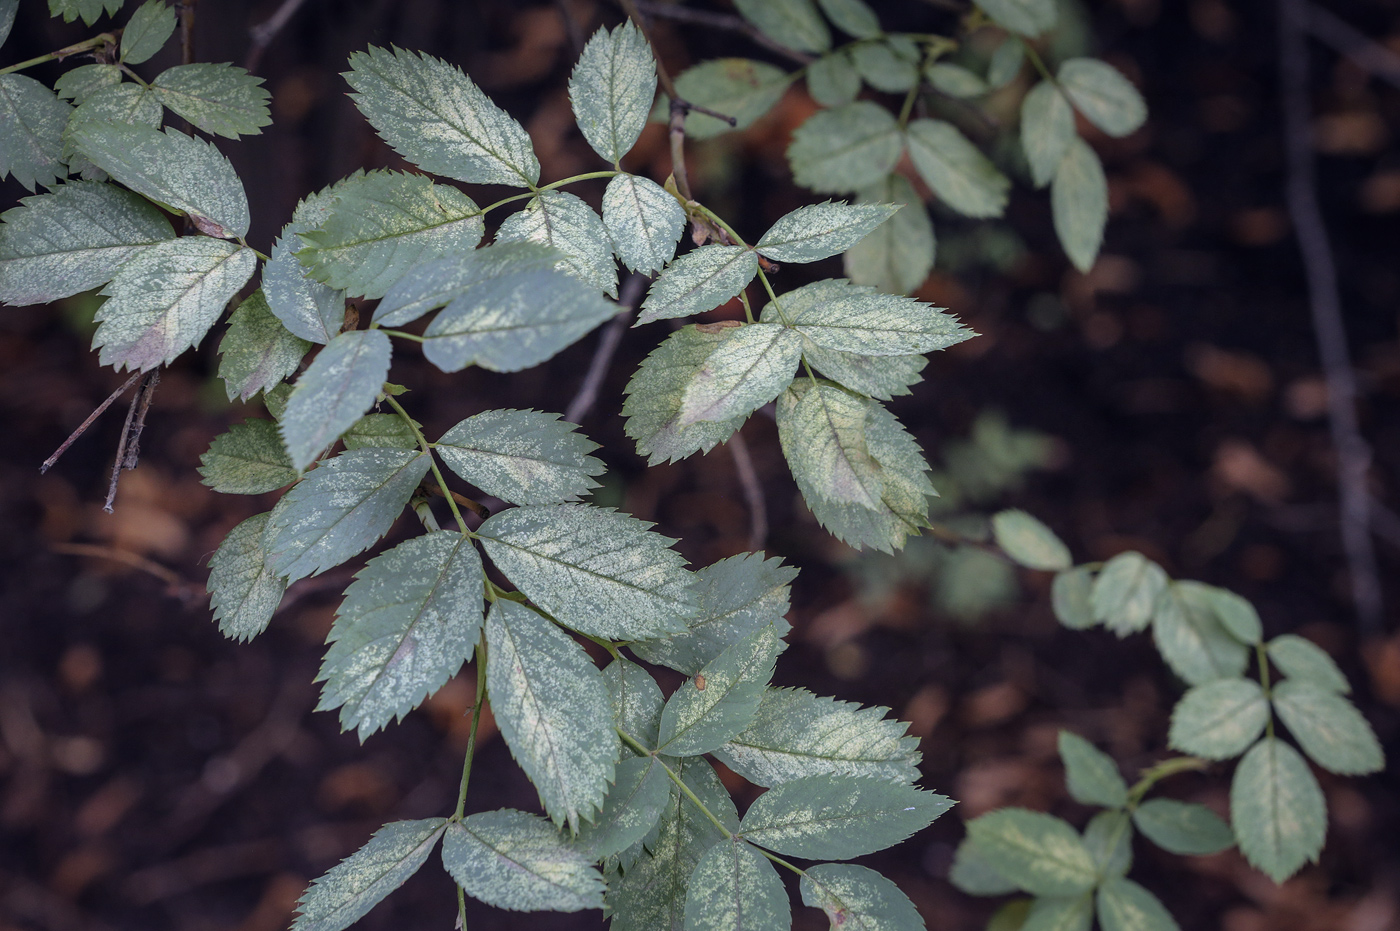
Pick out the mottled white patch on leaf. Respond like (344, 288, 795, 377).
(623, 324, 747, 464)
(1167, 678, 1268, 760)
(152, 63, 271, 138)
(788, 102, 902, 195)
(657, 625, 781, 756)
(199, 418, 297, 494)
(216, 289, 311, 401)
(740, 775, 952, 860)
(496, 189, 617, 296)
(0, 73, 72, 191)
(281, 329, 393, 471)
(800, 863, 927, 931)
(760, 277, 971, 356)
(602, 173, 685, 275)
(207, 512, 286, 643)
(637, 245, 758, 326)
(683, 838, 791, 931)
(568, 22, 656, 164)
(905, 118, 1010, 219)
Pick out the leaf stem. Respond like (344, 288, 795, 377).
(1256, 641, 1276, 739)
(738, 289, 756, 325)
(1024, 42, 1055, 84)
(453, 640, 489, 820)
(384, 393, 470, 535)
(754, 269, 792, 327)
(378, 328, 425, 343)
(692, 202, 749, 248)
(1126, 755, 1209, 807)
(0, 33, 118, 75)
(479, 170, 620, 216)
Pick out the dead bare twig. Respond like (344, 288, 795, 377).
(104, 371, 158, 513)
(567, 273, 647, 424)
(1306, 3, 1400, 90)
(40, 372, 141, 474)
(246, 0, 313, 73)
(726, 431, 768, 552)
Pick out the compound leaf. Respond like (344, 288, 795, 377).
(1271, 679, 1383, 775)
(658, 625, 782, 756)
(756, 201, 896, 264)
(1131, 799, 1233, 856)
(199, 418, 297, 494)
(292, 818, 446, 931)
(151, 63, 271, 138)
(788, 102, 902, 194)
(1056, 731, 1127, 808)
(443, 809, 602, 912)
(637, 245, 758, 326)
(963, 808, 1098, 897)
(1152, 582, 1250, 686)
(684, 838, 790, 931)
(1058, 59, 1147, 138)
(843, 173, 934, 296)
(623, 324, 746, 464)
(669, 59, 793, 140)
(602, 172, 685, 275)
(740, 774, 952, 859)
(1230, 738, 1326, 883)
(1167, 678, 1268, 760)
(217, 290, 310, 401)
(280, 329, 393, 471)
(207, 511, 286, 642)
(807, 51, 861, 108)
(1268, 635, 1349, 693)
(1096, 878, 1179, 931)
(0, 74, 71, 191)
(1051, 138, 1108, 273)
(345, 45, 539, 186)
(800, 863, 925, 931)
(605, 657, 665, 750)
(1021, 81, 1074, 188)
(317, 531, 483, 740)
(973, 0, 1056, 37)
(577, 756, 671, 860)
(569, 22, 655, 164)
(734, 0, 829, 53)
(1091, 551, 1167, 637)
(119, 0, 176, 64)
(905, 118, 1010, 219)
(485, 599, 617, 830)
(435, 408, 603, 505)
(497, 189, 617, 296)
(677, 322, 800, 426)
(993, 509, 1072, 571)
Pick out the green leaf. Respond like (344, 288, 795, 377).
(280, 329, 393, 471)
(1095, 877, 1180, 931)
(119, 0, 175, 64)
(807, 52, 861, 108)
(669, 59, 793, 140)
(925, 63, 989, 99)
(1267, 635, 1349, 693)
(801, 863, 925, 931)
(485, 599, 617, 830)
(435, 409, 603, 505)
(1083, 811, 1132, 878)
(199, 418, 297, 494)
(605, 657, 665, 749)
(684, 838, 790, 931)
(0, 0, 17, 47)
(1167, 678, 1269, 760)
(264, 184, 348, 344)
(1271, 680, 1383, 775)
(577, 756, 671, 859)
(1056, 731, 1127, 808)
(949, 838, 1017, 896)
(716, 687, 921, 787)
(48, 0, 122, 25)
(497, 190, 617, 296)
(963, 808, 1098, 897)
(1152, 582, 1250, 686)
(843, 174, 934, 296)
(637, 245, 759, 326)
(789, 102, 902, 194)
(217, 289, 312, 402)
(443, 809, 602, 911)
(800, 343, 927, 400)
(568, 21, 655, 164)
(632, 551, 796, 675)
(265, 447, 431, 582)
(345, 45, 539, 186)
(1021, 81, 1074, 188)
(263, 381, 293, 420)
(1131, 799, 1233, 856)
(1195, 585, 1263, 644)
(292, 818, 446, 931)
(1230, 737, 1326, 883)
(1051, 138, 1107, 273)
(342, 413, 419, 450)
(93, 237, 255, 371)
(0, 180, 175, 306)
(658, 625, 782, 756)
(477, 504, 695, 641)
(207, 512, 286, 643)
(1090, 551, 1167, 637)
(1021, 895, 1093, 931)
(623, 324, 747, 464)
(905, 118, 1010, 219)
(851, 39, 919, 93)
(55, 64, 122, 103)
(740, 774, 952, 859)
(756, 202, 897, 264)
(1052, 567, 1097, 630)
(1058, 59, 1147, 138)
(816, 0, 880, 38)
(0, 74, 73, 191)
(63, 85, 161, 179)
(992, 509, 1072, 571)
(151, 63, 272, 138)
(988, 37, 1026, 88)
(781, 382, 882, 509)
(603, 173, 686, 275)
(70, 122, 249, 237)
(373, 237, 556, 328)
(676, 322, 801, 426)
(734, 0, 830, 53)
(973, 0, 1056, 37)
(295, 170, 483, 300)
(316, 531, 483, 740)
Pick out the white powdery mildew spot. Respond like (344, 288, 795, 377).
(677, 323, 800, 426)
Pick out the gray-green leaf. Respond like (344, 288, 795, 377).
(740, 774, 952, 859)
(843, 174, 934, 296)
(603, 173, 686, 275)
(801, 343, 927, 400)
(1022, 895, 1093, 931)
(948, 838, 1017, 896)
(637, 246, 759, 326)
(1022, 81, 1074, 188)
(623, 324, 746, 464)
(207, 512, 286, 643)
(496, 189, 617, 296)
(669, 59, 793, 140)
(963, 808, 1098, 897)
(1167, 678, 1269, 760)
(0, 74, 72, 191)
(734, 0, 830, 53)
(263, 184, 349, 344)
(684, 838, 790, 931)
(1197, 586, 1263, 644)
(435, 408, 603, 505)
(577, 756, 671, 859)
(1056, 731, 1127, 808)
(152, 63, 272, 138)
(1052, 567, 1097, 630)
(372, 237, 556, 328)
(48, 0, 122, 25)
(0, 0, 17, 47)
(1084, 811, 1133, 878)
(54, 64, 122, 103)
(281, 329, 393, 471)
(1091, 551, 1167, 637)
(605, 657, 665, 750)
(485, 599, 617, 830)
(1230, 737, 1326, 883)
(569, 22, 656, 164)
(988, 38, 1026, 88)
(1271, 679, 1383, 775)
(789, 102, 902, 194)
(851, 38, 919, 93)
(658, 625, 782, 756)
(1268, 634, 1349, 693)
(444, 810, 602, 911)
(905, 118, 1010, 219)
(1052, 138, 1107, 273)
(992, 508, 1072, 570)
(120, 0, 175, 64)
(1058, 59, 1147, 138)
(1131, 799, 1233, 856)
(292, 818, 446, 931)
(973, 0, 1056, 37)
(199, 418, 297, 494)
(217, 289, 311, 402)
(925, 63, 989, 99)
(816, 0, 880, 38)
(1096, 877, 1180, 931)
(807, 52, 861, 108)
(342, 413, 419, 450)
(677, 322, 800, 426)
(801, 863, 925, 931)
(1152, 582, 1250, 686)
(756, 202, 897, 264)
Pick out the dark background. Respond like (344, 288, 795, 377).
(1, 0, 1398, 928)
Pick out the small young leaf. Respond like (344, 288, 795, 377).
(345, 45, 539, 186)
(1152, 582, 1250, 686)
(1056, 731, 1127, 808)
(668, 59, 793, 140)
(1021, 81, 1074, 188)
(1271, 680, 1383, 775)
(788, 102, 902, 194)
(948, 838, 1017, 896)
(120, 0, 176, 64)
(485, 599, 618, 830)
(1058, 59, 1147, 138)
(54, 64, 122, 103)
(602, 173, 686, 275)
(568, 21, 656, 164)
(988, 37, 1026, 88)
(739, 774, 952, 859)
(684, 838, 791, 931)
(637, 245, 759, 326)
(0, 180, 175, 306)
(658, 625, 782, 756)
(342, 413, 418, 450)
(756, 202, 897, 264)
(317, 531, 483, 740)
(296, 170, 483, 300)
(1051, 138, 1108, 273)
(1095, 877, 1180, 931)
(0, 74, 72, 191)
(477, 504, 695, 641)
(263, 184, 349, 344)
(217, 290, 312, 401)
(925, 63, 989, 99)
(623, 324, 747, 464)
(47, 0, 123, 25)
(716, 687, 921, 787)
(632, 551, 796, 675)
(816, 0, 881, 38)
(497, 189, 618, 296)
(1131, 799, 1233, 856)
(152, 63, 272, 138)
(851, 38, 919, 93)
(734, 0, 830, 53)
(807, 51, 861, 108)
(1090, 551, 1168, 636)
(1021, 895, 1093, 931)
(905, 118, 1010, 219)
(800, 343, 927, 400)
(1052, 567, 1097, 630)
(265, 447, 431, 582)
(973, 0, 1056, 37)
(94, 238, 256, 372)
(677, 322, 801, 426)
(443, 809, 604, 911)
(281, 329, 393, 471)
(1230, 737, 1326, 883)
(992, 509, 1072, 571)
(604, 657, 664, 749)
(1268, 634, 1350, 693)
(199, 418, 297, 494)
(207, 512, 286, 643)
(576, 756, 671, 860)
(800, 863, 926, 931)
(1167, 678, 1268, 760)
(69, 122, 249, 237)
(843, 173, 934, 296)
(963, 808, 1098, 897)
(435, 409, 603, 505)
(1083, 811, 1132, 878)
(292, 818, 446, 931)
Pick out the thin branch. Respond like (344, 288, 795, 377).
(567, 273, 646, 423)
(245, 0, 312, 73)
(555, 0, 586, 57)
(1279, 0, 1384, 632)
(104, 371, 159, 513)
(51, 542, 193, 596)
(1306, 3, 1400, 90)
(628, 0, 813, 65)
(41, 372, 141, 474)
(726, 431, 768, 552)
(176, 0, 197, 65)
